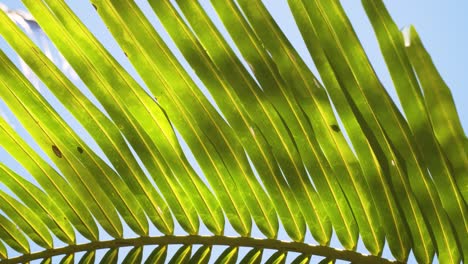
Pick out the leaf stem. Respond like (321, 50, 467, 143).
(1, 235, 403, 263)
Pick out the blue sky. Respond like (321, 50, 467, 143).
(0, 1, 466, 263)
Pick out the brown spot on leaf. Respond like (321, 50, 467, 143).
(52, 145, 62, 158)
(77, 146, 83, 154)
(92, 4, 97, 10)
(330, 124, 340, 132)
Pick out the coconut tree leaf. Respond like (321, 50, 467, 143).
(0, 214, 29, 254)
(144, 246, 167, 264)
(188, 246, 211, 264)
(0, 190, 52, 249)
(173, 0, 309, 243)
(20, 0, 198, 235)
(0, 6, 170, 237)
(288, 0, 385, 254)
(239, 249, 262, 264)
(0, 241, 7, 260)
(40, 257, 51, 264)
(403, 26, 468, 202)
(168, 245, 191, 264)
(363, 0, 468, 258)
(264, 251, 286, 264)
(88, 0, 252, 236)
(99, 249, 117, 264)
(146, 0, 281, 240)
(213, 247, 238, 264)
(0, 46, 123, 238)
(122, 247, 142, 264)
(211, 0, 333, 244)
(78, 251, 95, 264)
(59, 254, 74, 264)
(291, 254, 310, 264)
(234, 0, 367, 250)
(0, 163, 75, 245)
(0, 117, 99, 242)
(287, 0, 411, 258)
(318, 257, 335, 264)
(293, 0, 459, 262)
(0, 64, 144, 239)
(0, 1, 465, 264)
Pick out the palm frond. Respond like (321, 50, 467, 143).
(0, 0, 466, 263)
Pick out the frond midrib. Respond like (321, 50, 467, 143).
(0, 235, 403, 264)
